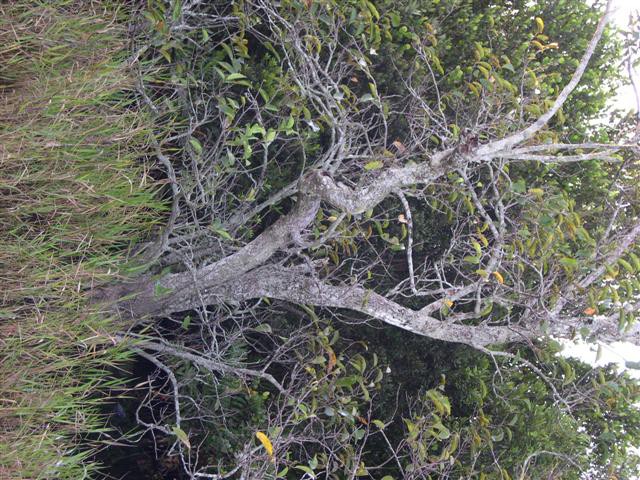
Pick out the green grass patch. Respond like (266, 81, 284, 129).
(0, 1, 167, 477)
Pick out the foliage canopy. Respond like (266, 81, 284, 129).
(5, 0, 640, 478)
(91, 0, 640, 477)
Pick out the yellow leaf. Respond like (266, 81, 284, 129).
(492, 271, 505, 284)
(255, 431, 274, 456)
(467, 82, 480, 96)
(528, 188, 544, 198)
(535, 17, 544, 34)
(477, 232, 489, 248)
(326, 347, 337, 374)
(530, 40, 545, 51)
(391, 139, 407, 154)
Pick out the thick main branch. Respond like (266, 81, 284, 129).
(109, 153, 454, 318)
(183, 266, 526, 348)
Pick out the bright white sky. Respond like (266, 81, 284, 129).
(562, 0, 640, 377)
(609, 0, 640, 112)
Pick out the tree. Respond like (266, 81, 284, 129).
(102, 0, 639, 347)
(95, 0, 640, 477)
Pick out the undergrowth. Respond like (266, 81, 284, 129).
(0, 1, 167, 478)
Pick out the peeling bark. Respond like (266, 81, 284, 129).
(181, 266, 528, 348)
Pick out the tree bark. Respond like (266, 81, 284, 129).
(96, 0, 640, 351)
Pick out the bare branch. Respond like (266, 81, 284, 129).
(475, 0, 613, 157)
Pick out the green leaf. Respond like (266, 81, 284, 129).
(463, 255, 481, 264)
(365, 0, 380, 20)
(528, 188, 544, 198)
(618, 258, 635, 274)
(431, 421, 451, 440)
(264, 129, 277, 144)
(172, 0, 182, 21)
(226, 72, 247, 82)
(172, 426, 191, 449)
(154, 282, 173, 297)
(372, 419, 386, 430)
(159, 47, 172, 63)
(213, 227, 232, 240)
(210, 221, 233, 241)
(253, 323, 272, 334)
(364, 160, 383, 170)
(249, 124, 266, 136)
(559, 257, 578, 269)
(480, 302, 493, 317)
(512, 179, 526, 193)
(390, 12, 401, 27)
(426, 389, 451, 416)
(279, 116, 295, 132)
(475, 269, 489, 279)
(629, 252, 640, 271)
(189, 137, 203, 155)
(295, 465, 315, 476)
(355, 462, 369, 476)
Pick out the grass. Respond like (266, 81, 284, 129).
(0, 1, 167, 477)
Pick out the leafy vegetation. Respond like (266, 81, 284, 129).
(3, 0, 640, 479)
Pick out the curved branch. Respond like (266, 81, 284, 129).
(130, 337, 287, 395)
(302, 149, 454, 214)
(475, 0, 612, 157)
(109, 152, 455, 318)
(551, 220, 640, 316)
(108, 191, 321, 318)
(203, 266, 527, 348)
